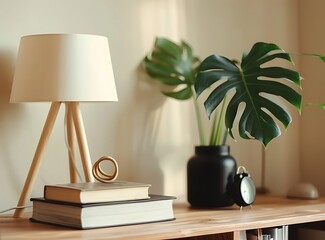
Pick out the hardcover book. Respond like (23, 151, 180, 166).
(30, 194, 175, 229)
(44, 181, 151, 204)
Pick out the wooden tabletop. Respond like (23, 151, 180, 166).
(1, 195, 325, 239)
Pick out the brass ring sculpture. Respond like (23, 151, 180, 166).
(92, 156, 119, 183)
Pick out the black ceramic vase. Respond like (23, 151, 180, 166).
(187, 145, 237, 208)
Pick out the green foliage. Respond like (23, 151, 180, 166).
(143, 37, 208, 145)
(320, 103, 325, 110)
(143, 37, 200, 100)
(299, 54, 325, 113)
(195, 42, 303, 146)
(143, 39, 323, 147)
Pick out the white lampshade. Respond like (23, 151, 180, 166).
(10, 34, 118, 102)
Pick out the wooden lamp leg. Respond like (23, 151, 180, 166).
(14, 102, 61, 218)
(66, 103, 78, 183)
(14, 101, 94, 217)
(70, 102, 94, 182)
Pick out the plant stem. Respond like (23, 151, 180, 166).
(191, 87, 205, 145)
(209, 111, 218, 145)
(214, 97, 227, 145)
(222, 129, 228, 145)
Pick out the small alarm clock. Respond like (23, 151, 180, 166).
(233, 166, 256, 207)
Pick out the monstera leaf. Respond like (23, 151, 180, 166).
(143, 37, 209, 144)
(195, 42, 302, 146)
(143, 37, 200, 100)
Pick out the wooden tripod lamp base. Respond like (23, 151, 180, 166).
(13, 102, 94, 217)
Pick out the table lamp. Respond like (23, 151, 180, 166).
(10, 34, 118, 217)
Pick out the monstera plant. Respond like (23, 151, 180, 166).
(144, 38, 325, 208)
(195, 42, 302, 146)
(144, 38, 305, 147)
(143, 37, 207, 145)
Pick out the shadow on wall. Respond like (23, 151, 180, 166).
(114, 64, 165, 194)
(0, 52, 26, 194)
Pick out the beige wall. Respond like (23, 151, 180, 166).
(0, 0, 303, 211)
(299, 0, 325, 195)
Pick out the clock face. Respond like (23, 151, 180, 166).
(240, 177, 256, 204)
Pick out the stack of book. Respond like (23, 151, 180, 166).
(30, 181, 175, 229)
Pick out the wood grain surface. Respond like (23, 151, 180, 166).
(1, 195, 325, 240)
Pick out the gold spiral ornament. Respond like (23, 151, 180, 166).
(92, 156, 118, 183)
